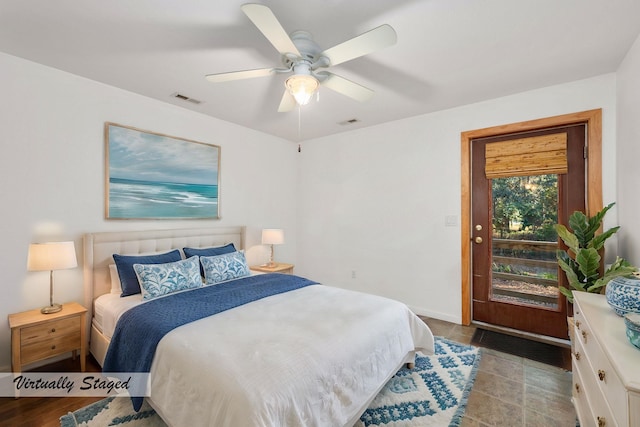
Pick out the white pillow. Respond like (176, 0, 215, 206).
(109, 264, 122, 295)
(133, 256, 202, 300)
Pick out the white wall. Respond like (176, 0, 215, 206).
(0, 52, 298, 370)
(616, 33, 640, 265)
(296, 74, 617, 323)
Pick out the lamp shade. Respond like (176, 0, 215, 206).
(285, 74, 319, 106)
(262, 229, 284, 245)
(27, 241, 78, 271)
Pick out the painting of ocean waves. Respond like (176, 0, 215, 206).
(106, 123, 220, 219)
(109, 178, 218, 218)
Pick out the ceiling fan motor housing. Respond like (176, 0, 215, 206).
(283, 31, 329, 77)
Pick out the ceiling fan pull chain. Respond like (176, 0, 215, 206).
(297, 104, 302, 141)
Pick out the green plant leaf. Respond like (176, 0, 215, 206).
(554, 224, 579, 254)
(568, 210, 591, 248)
(591, 256, 639, 291)
(557, 251, 584, 291)
(559, 285, 574, 303)
(590, 202, 615, 229)
(589, 226, 620, 250)
(575, 247, 601, 290)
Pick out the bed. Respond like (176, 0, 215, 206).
(83, 226, 434, 427)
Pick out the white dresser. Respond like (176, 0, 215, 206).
(572, 292, 640, 427)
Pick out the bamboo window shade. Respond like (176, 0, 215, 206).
(484, 133, 568, 179)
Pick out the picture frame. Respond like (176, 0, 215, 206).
(105, 122, 220, 219)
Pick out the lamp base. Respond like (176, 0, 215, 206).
(41, 303, 62, 314)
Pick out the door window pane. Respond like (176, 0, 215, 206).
(491, 175, 559, 310)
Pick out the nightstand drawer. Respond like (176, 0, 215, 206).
(20, 316, 80, 346)
(9, 302, 87, 373)
(21, 333, 81, 365)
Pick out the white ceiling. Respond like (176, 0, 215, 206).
(1, 0, 639, 142)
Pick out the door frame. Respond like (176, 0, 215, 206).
(460, 109, 603, 325)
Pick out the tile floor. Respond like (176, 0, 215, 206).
(420, 316, 577, 427)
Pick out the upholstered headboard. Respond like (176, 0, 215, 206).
(82, 226, 245, 337)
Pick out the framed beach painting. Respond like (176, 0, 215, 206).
(105, 122, 220, 219)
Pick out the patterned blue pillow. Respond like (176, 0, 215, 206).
(201, 251, 250, 285)
(133, 256, 202, 300)
(113, 250, 182, 297)
(183, 243, 236, 276)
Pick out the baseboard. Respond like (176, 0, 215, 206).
(408, 305, 460, 324)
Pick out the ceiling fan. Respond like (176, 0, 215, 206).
(205, 3, 397, 112)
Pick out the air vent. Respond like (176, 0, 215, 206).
(338, 118, 360, 126)
(171, 93, 203, 105)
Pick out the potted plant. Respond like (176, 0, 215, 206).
(555, 202, 636, 304)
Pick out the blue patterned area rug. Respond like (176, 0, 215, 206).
(60, 337, 480, 427)
(356, 337, 481, 427)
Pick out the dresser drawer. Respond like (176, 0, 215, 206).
(21, 332, 81, 365)
(571, 357, 593, 427)
(573, 335, 618, 427)
(575, 303, 628, 426)
(20, 316, 80, 346)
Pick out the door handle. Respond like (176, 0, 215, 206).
(474, 237, 483, 244)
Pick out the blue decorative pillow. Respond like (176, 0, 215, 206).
(133, 256, 202, 300)
(183, 243, 236, 258)
(183, 243, 236, 276)
(201, 251, 250, 285)
(113, 250, 182, 297)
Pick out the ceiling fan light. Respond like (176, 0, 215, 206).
(285, 74, 319, 106)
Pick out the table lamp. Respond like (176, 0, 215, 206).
(261, 229, 284, 268)
(27, 241, 77, 314)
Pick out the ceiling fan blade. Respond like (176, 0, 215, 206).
(241, 3, 300, 56)
(205, 68, 273, 83)
(321, 24, 397, 66)
(320, 73, 374, 102)
(278, 90, 296, 112)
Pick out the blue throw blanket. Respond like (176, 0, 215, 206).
(102, 273, 317, 410)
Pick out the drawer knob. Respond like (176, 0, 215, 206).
(598, 370, 606, 381)
(597, 416, 606, 427)
(51, 345, 56, 350)
(51, 328, 56, 333)
(574, 383, 580, 393)
(574, 351, 581, 361)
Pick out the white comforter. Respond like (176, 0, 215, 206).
(147, 284, 434, 427)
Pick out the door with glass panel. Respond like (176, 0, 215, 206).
(471, 124, 586, 339)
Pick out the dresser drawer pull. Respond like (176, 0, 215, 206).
(574, 383, 580, 393)
(597, 370, 606, 381)
(574, 351, 580, 361)
(51, 328, 56, 333)
(581, 330, 587, 342)
(51, 345, 56, 350)
(597, 416, 606, 427)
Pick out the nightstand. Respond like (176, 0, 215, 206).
(8, 302, 87, 373)
(250, 263, 295, 274)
